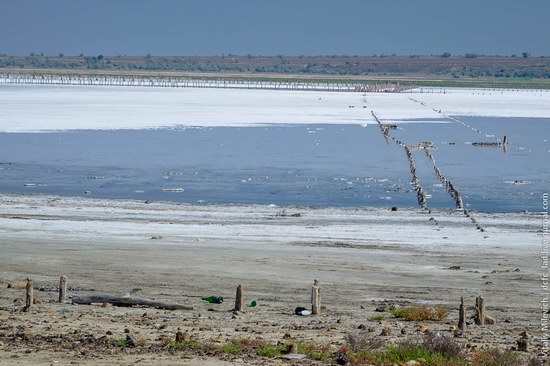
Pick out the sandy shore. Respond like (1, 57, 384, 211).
(0, 193, 542, 364)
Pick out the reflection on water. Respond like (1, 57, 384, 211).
(0, 117, 547, 212)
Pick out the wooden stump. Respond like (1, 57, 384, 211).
(59, 275, 67, 303)
(311, 279, 321, 315)
(24, 279, 33, 312)
(175, 330, 188, 343)
(234, 284, 244, 312)
(287, 343, 298, 354)
(458, 296, 466, 333)
(517, 330, 529, 352)
(475, 295, 485, 325)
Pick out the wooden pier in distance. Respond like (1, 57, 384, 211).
(0, 72, 407, 93)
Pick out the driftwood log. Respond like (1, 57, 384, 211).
(72, 295, 193, 310)
(7, 281, 28, 289)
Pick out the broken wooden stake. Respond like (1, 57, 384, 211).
(311, 279, 321, 315)
(234, 284, 244, 312)
(175, 330, 188, 343)
(517, 330, 529, 352)
(72, 295, 193, 310)
(458, 296, 466, 333)
(24, 278, 33, 312)
(475, 295, 485, 325)
(59, 275, 67, 303)
(287, 343, 298, 354)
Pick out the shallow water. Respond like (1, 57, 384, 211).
(0, 117, 547, 212)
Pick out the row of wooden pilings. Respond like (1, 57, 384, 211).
(0, 73, 391, 92)
(404, 146, 428, 209)
(19, 276, 323, 315)
(424, 149, 464, 210)
(405, 98, 488, 231)
(16, 277, 531, 352)
(372, 111, 428, 209)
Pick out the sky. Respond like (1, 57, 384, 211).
(2, 0, 549, 56)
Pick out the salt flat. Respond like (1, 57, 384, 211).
(0, 84, 549, 132)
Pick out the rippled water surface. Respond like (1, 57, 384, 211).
(0, 117, 548, 212)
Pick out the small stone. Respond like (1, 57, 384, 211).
(380, 325, 392, 336)
(124, 328, 130, 334)
(404, 361, 420, 366)
(400, 327, 408, 335)
(281, 354, 308, 360)
(336, 353, 348, 365)
(375, 305, 388, 312)
(101, 302, 112, 308)
(106, 330, 113, 335)
(418, 324, 429, 333)
(357, 324, 366, 330)
(286, 343, 298, 354)
(126, 334, 138, 347)
(485, 315, 496, 325)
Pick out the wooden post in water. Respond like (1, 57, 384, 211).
(234, 284, 244, 312)
(458, 296, 466, 333)
(475, 295, 485, 325)
(24, 278, 33, 312)
(311, 279, 321, 315)
(59, 275, 67, 303)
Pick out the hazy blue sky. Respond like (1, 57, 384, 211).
(2, 0, 549, 56)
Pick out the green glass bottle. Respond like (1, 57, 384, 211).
(201, 296, 224, 304)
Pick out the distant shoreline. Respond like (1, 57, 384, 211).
(1, 57, 550, 89)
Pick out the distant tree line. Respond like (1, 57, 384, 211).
(0, 53, 548, 79)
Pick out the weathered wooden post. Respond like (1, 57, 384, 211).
(517, 330, 529, 352)
(458, 296, 466, 333)
(175, 329, 188, 343)
(59, 275, 67, 303)
(234, 284, 244, 312)
(475, 295, 485, 325)
(311, 279, 321, 315)
(24, 278, 33, 312)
